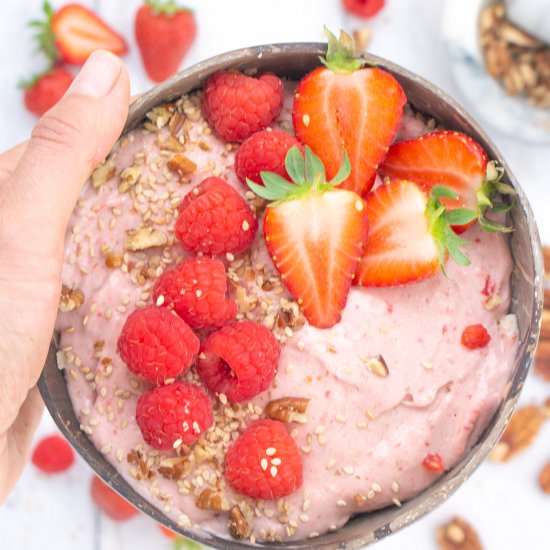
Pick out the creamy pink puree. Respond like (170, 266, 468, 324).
(55, 84, 519, 543)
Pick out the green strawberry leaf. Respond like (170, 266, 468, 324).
(320, 27, 365, 74)
(446, 208, 477, 226)
(246, 179, 280, 201)
(285, 145, 305, 184)
(328, 150, 351, 186)
(260, 172, 296, 195)
(304, 145, 326, 183)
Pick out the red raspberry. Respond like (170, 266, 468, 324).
(461, 324, 491, 349)
(136, 381, 213, 450)
(91, 476, 139, 521)
(341, 0, 385, 18)
(197, 321, 280, 403)
(31, 434, 75, 473)
(202, 70, 284, 142)
(117, 306, 199, 384)
(422, 453, 445, 473)
(225, 420, 303, 499)
(153, 256, 237, 330)
(234, 129, 302, 185)
(175, 177, 258, 255)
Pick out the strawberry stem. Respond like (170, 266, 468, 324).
(28, 1, 59, 65)
(426, 186, 476, 272)
(477, 161, 515, 233)
(248, 146, 351, 204)
(320, 27, 365, 74)
(145, 0, 192, 16)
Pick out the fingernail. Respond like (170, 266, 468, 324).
(68, 51, 121, 99)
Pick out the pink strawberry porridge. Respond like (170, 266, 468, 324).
(55, 33, 519, 544)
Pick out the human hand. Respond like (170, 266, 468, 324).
(0, 51, 130, 502)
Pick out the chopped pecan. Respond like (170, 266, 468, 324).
(228, 502, 253, 540)
(160, 134, 185, 152)
(119, 166, 141, 193)
(146, 104, 173, 128)
(59, 285, 84, 312)
(265, 397, 310, 424)
(195, 488, 231, 511)
(167, 154, 197, 178)
(278, 298, 305, 331)
(157, 456, 191, 480)
(91, 158, 116, 190)
(105, 251, 124, 269)
(125, 228, 168, 251)
(436, 516, 483, 550)
(490, 405, 546, 462)
(127, 449, 155, 481)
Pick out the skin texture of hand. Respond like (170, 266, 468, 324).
(0, 51, 130, 503)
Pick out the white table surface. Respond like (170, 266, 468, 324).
(1, 1, 550, 549)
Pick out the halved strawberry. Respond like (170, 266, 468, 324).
(355, 181, 475, 287)
(292, 28, 406, 198)
(248, 146, 368, 329)
(31, 2, 127, 65)
(379, 131, 515, 233)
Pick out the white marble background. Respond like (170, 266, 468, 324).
(1, 0, 550, 549)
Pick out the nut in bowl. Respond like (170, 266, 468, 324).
(41, 34, 543, 548)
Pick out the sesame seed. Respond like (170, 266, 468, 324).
(367, 490, 375, 499)
(355, 199, 364, 211)
(173, 438, 183, 449)
(300, 446, 311, 454)
(270, 466, 278, 477)
(326, 459, 336, 469)
(392, 481, 399, 493)
(297, 340, 305, 351)
(196, 289, 202, 298)
(422, 361, 433, 370)
(299, 514, 310, 523)
(392, 497, 402, 507)
(314, 426, 325, 435)
(357, 421, 367, 429)
(266, 447, 277, 456)
(317, 434, 327, 445)
(336, 500, 346, 507)
(261, 458, 268, 471)
(115, 449, 124, 462)
(335, 414, 346, 423)
(303, 114, 311, 127)
(101, 444, 111, 454)
(156, 295, 165, 306)
(366, 410, 376, 420)
(372, 482, 382, 493)
(219, 393, 228, 405)
(242, 220, 250, 231)
(271, 457, 282, 466)
(343, 466, 354, 475)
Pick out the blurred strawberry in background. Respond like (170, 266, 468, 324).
(31, 434, 75, 473)
(135, 0, 197, 82)
(341, 0, 385, 18)
(21, 66, 73, 116)
(90, 476, 140, 521)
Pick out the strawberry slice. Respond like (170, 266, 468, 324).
(32, 2, 127, 65)
(379, 131, 515, 233)
(248, 146, 368, 329)
(292, 28, 406, 198)
(355, 181, 475, 287)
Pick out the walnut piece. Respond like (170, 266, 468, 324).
(125, 228, 168, 251)
(167, 154, 197, 178)
(119, 166, 141, 193)
(195, 488, 231, 511)
(265, 397, 310, 424)
(91, 158, 116, 190)
(228, 503, 253, 540)
(59, 285, 84, 312)
(436, 517, 483, 550)
(490, 405, 546, 462)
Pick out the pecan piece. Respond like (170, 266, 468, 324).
(265, 397, 310, 424)
(195, 488, 231, 511)
(157, 456, 191, 480)
(59, 285, 84, 312)
(105, 251, 124, 269)
(490, 405, 546, 462)
(160, 134, 185, 152)
(228, 503, 253, 540)
(167, 154, 197, 178)
(91, 158, 116, 190)
(125, 228, 168, 251)
(436, 516, 483, 550)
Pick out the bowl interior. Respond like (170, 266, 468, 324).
(39, 43, 544, 549)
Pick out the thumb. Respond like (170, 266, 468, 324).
(2, 51, 130, 256)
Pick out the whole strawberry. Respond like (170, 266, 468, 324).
(225, 420, 303, 500)
(136, 381, 213, 450)
(117, 305, 199, 384)
(342, 0, 386, 18)
(91, 476, 139, 521)
(32, 434, 75, 473)
(22, 66, 73, 116)
(202, 71, 283, 142)
(135, 0, 197, 82)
